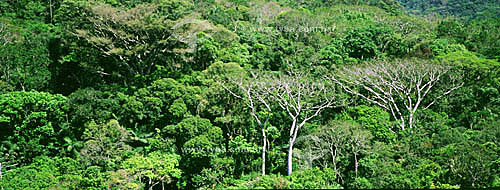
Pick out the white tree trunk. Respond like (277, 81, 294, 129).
(261, 127, 266, 176)
(287, 137, 294, 176)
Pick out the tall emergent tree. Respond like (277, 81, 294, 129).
(73, 2, 172, 78)
(265, 71, 342, 176)
(222, 70, 273, 176)
(224, 70, 342, 176)
(328, 59, 463, 130)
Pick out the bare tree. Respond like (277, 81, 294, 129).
(74, 3, 170, 77)
(221, 71, 272, 176)
(261, 71, 343, 176)
(317, 123, 348, 183)
(0, 20, 19, 46)
(313, 120, 372, 183)
(348, 125, 372, 178)
(223, 71, 343, 176)
(248, 1, 289, 26)
(293, 134, 329, 170)
(327, 59, 463, 130)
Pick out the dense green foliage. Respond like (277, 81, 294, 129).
(1, 0, 500, 189)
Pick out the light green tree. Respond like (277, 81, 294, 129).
(121, 151, 182, 190)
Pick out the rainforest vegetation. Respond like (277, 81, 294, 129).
(1, 0, 500, 189)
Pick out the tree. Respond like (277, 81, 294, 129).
(318, 38, 357, 68)
(0, 156, 109, 190)
(436, 50, 500, 128)
(72, 2, 173, 78)
(0, 18, 21, 46)
(274, 9, 327, 45)
(260, 71, 343, 176)
(121, 151, 182, 190)
(328, 59, 463, 130)
(80, 120, 133, 170)
(439, 141, 498, 187)
(0, 156, 60, 190)
(0, 0, 58, 22)
(313, 120, 373, 183)
(344, 105, 396, 143)
(66, 0, 234, 83)
(0, 80, 13, 94)
(163, 117, 225, 188)
(122, 78, 202, 132)
(0, 19, 52, 91)
(436, 20, 466, 43)
(222, 70, 342, 176)
(0, 91, 69, 166)
(464, 17, 500, 60)
(67, 88, 122, 132)
(221, 69, 273, 176)
(343, 26, 394, 59)
(232, 167, 340, 189)
(201, 61, 266, 177)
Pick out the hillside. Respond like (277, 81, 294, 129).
(1, 0, 500, 189)
(397, 0, 500, 19)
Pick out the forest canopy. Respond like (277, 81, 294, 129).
(1, 0, 500, 189)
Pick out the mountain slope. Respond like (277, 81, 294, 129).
(397, 0, 500, 19)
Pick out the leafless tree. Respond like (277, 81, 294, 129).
(348, 125, 372, 178)
(221, 71, 272, 176)
(316, 123, 348, 183)
(223, 70, 343, 176)
(248, 1, 287, 26)
(74, 3, 169, 76)
(0, 21, 18, 46)
(314, 120, 372, 183)
(293, 134, 329, 170)
(261, 71, 343, 176)
(327, 59, 463, 130)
